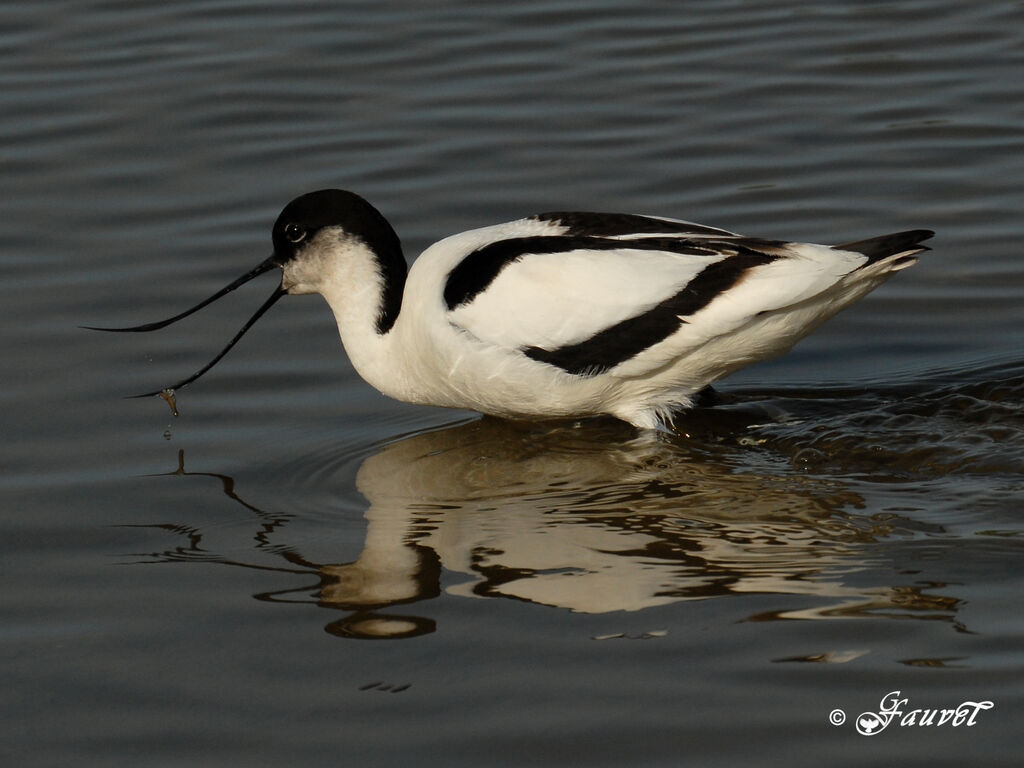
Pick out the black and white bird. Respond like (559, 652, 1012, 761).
(90, 190, 933, 430)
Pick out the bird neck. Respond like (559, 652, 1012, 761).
(317, 243, 416, 402)
(373, 238, 407, 334)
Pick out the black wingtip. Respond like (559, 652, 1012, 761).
(835, 229, 935, 263)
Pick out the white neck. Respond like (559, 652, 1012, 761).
(315, 264, 425, 405)
(281, 226, 426, 404)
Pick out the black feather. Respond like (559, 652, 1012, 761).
(835, 229, 934, 264)
(524, 250, 778, 375)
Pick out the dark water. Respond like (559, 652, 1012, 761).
(3, 1, 1023, 765)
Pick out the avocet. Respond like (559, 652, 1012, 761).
(89, 190, 932, 430)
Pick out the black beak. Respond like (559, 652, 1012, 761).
(85, 255, 285, 397)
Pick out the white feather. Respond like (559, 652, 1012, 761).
(448, 246, 716, 349)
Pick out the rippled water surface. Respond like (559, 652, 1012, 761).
(4, 1, 1023, 765)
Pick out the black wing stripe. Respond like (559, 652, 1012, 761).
(523, 251, 778, 376)
(532, 211, 737, 238)
(444, 235, 726, 310)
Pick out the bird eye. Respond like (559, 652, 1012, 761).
(284, 223, 306, 243)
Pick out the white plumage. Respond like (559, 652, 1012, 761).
(91, 189, 932, 430)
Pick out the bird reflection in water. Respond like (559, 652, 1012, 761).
(131, 410, 964, 639)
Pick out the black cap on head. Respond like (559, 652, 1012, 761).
(271, 189, 403, 267)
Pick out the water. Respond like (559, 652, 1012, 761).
(3, 1, 1023, 765)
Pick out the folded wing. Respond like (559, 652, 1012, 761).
(444, 217, 930, 379)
